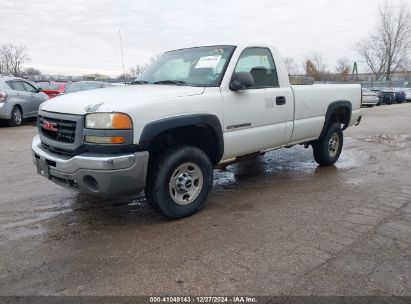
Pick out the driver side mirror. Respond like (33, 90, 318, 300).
(229, 72, 254, 91)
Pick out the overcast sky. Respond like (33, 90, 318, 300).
(0, 0, 406, 76)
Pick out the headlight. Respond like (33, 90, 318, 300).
(85, 113, 132, 129)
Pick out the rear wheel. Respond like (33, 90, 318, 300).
(313, 123, 343, 166)
(8, 106, 23, 127)
(145, 145, 213, 219)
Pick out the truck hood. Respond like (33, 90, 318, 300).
(41, 85, 205, 115)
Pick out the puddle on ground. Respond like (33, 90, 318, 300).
(359, 134, 411, 148)
(0, 208, 71, 242)
(214, 146, 366, 188)
(1, 145, 368, 241)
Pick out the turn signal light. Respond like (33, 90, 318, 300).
(110, 136, 126, 144)
(85, 136, 126, 144)
(112, 113, 133, 129)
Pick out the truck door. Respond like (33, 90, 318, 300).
(221, 47, 288, 159)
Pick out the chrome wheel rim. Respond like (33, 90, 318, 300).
(169, 162, 203, 205)
(328, 132, 340, 157)
(13, 108, 22, 125)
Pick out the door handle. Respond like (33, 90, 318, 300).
(276, 96, 286, 105)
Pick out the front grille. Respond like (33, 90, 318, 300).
(38, 115, 77, 144)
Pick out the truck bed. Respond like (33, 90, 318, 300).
(288, 84, 362, 144)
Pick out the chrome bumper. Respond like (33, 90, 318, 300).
(32, 135, 149, 196)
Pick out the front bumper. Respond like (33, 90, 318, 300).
(32, 135, 149, 196)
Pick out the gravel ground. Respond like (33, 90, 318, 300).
(0, 104, 410, 296)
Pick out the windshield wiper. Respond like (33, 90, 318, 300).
(153, 80, 187, 85)
(130, 80, 150, 85)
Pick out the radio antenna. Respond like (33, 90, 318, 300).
(118, 29, 126, 74)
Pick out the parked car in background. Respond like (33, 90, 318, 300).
(403, 88, 411, 102)
(0, 76, 49, 126)
(393, 88, 406, 103)
(64, 81, 114, 94)
(36, 81, 68, 99)
(361, 88, 379, 107)
(380, 88, 396, 104)
(370, 88, 383, 104)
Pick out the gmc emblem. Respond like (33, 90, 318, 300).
(42, 120, 58, 132)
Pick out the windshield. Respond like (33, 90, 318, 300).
(137, 46, 236, 87)
(65, 82, 104, 93)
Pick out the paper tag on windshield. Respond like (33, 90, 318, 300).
(195, 55, 221, 69)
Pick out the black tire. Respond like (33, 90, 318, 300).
(313, 123, 343, 166)
(145, 145, 213, 219)
(8, 106, 23, 127)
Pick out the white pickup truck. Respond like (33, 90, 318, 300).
(32, 44, 362, 218)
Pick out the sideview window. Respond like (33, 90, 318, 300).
(22, 82, 38, 93)
(6, 81, 26, 92)
(233, 47, 279, 89)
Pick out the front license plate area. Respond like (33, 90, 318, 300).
(36, 159, 50, 179)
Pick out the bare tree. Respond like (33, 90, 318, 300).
(334, 57, 352, 82)
(284, 57, 300, 75)
(357, 2, 411, 81)
(303, 52, 328, 74)
(357, 35, 387, 80)
(129, 65, 146, 77)
(335, 57, 351, 74)
(0, 44, 30, 76)
(117, 73, 130, 82)
(24, 67, 41, 76)
(129, 55, 160, 78)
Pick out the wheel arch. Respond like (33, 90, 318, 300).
(140, 114, 224, 165)
(14, 103, 23, 111)
(319, 100, 352, 138)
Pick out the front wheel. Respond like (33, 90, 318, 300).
(145, 145, 213, 219)
(9, 106, 23, 127)
(312, 123, 343, 166)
